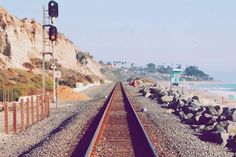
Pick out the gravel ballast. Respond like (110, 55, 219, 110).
(125, 85, 235, 157)
(0, 83, 115, 157)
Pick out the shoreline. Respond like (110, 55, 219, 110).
(155, 80, 236, 108)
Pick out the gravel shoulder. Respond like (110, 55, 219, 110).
(125, 85, 235, 157)
(0, 83, 115, 157)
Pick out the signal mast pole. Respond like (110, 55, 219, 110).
(52, 42, 56, 103)
(42, 0, 59, 105)
(42, 6, 46, 102)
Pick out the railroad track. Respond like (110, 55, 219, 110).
(72, 82, 158, 157)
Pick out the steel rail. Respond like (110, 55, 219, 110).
(83, 82, 158, 157)
(84, 83, 118, 157)
(121, 83, 158, 157)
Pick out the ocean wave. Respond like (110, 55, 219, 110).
(191, 83, 236, 92)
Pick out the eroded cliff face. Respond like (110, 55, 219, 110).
(0, 6, 106, 80)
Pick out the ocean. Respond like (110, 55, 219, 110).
(190, 83, 236, 100)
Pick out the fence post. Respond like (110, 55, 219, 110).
(36, 96, 39, 122)
(40, 95, 44, 119)
(13, 103, 17, 133)
(21, 99, 25, 131)
(45, 94, 48, 117)
(31, 96, 34, 124)
(44, 95, 47, 117)
(4, 102, 9, 134)
(48, 94, 51, 116)
(26, 98, 30, 128)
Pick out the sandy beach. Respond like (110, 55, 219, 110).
(155, 81, 236, 108)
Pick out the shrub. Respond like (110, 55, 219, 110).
(28, 86, 38, 95)
(45, 79, 53, 91)
(0, 87, 21, 101)
(23, 62, 35, 70)
(12, 88, 21, 101)
(0, 88, 3, 101)
(67, 80, 76, 88)
(100, 79, 105, 84)
(31, 76, 42, 88)
(85, 75, 94, 83)
(59, 78, 76, 88)
(30, 58, 42, 68)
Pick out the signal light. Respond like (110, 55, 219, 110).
(49, 25, 57, 41)
(48, 1, 58, 18)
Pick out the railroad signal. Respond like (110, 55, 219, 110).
(48, 1, 58, 18)
(42, 1, 59, 106)
(49, 25, 57, 41)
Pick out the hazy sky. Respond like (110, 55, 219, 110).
(1, 0, 236, 82)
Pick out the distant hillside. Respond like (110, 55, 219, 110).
(182, 66, 214, 81)
(146, 63, 214, 81)
(99, 62, 170, 82)
(99, 61, 213, 82)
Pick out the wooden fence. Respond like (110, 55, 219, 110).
(0, 93, 51, 134)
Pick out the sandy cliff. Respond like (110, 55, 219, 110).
(0, 6, 105, 80)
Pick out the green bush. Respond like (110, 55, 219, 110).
(0, 88, 3, 102)
(85, 75, 94, 83)
(0, 88, 21, 101)
(28, 86, 38, 95)
(23, 62, 35, 70)
(12, 90, 21, 101)
(13, 87, 22, 96)
(100, 79, 105, 84)
(31, 76, 42, 88)
(59, 79, 76, 88)
(45, 79, 53, 91)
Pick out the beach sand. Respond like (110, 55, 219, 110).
(156, 81, 236, 108)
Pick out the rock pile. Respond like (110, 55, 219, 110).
(138, 83, 236, 150)
(129, 78, 143, 87)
